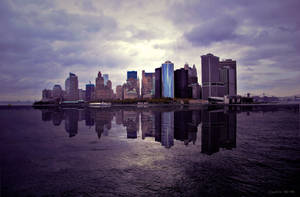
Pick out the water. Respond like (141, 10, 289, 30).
(0, 105, 299, 196)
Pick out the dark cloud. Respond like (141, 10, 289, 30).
(184, 16, 238, 46)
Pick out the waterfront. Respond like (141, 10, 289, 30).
(0, 106, 299, 196)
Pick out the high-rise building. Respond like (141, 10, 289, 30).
(124, 70, 139, 99)
(161, 60, 174, 98)
(79, 89, 86, 101)
(65, 73, 79, 101)
(201, 54, 224, 100)
(184, 63, 198, 85)
(85, 83, 95, 101)
(219, 59, 237, 96)
(103, 74, 109, 86)
(141, 70, 155, 98)
(127, 71, 137, 80)
(95, 72, 113, 100)
(52, 84, 62, 99)
(155, 68, 162, 98)
(116, 85, 123, 100)
(174, 68, 189, 98)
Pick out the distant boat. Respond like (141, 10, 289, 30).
(89, 102, 112, 108)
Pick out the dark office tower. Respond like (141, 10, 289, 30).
(174, 68, 189, 98)
(201, 54, 225, 100)
(127, 71, 137, 80)
(64, 109, 79, 137)
(155, 68, 162, 98)
(219, 59, 237, 96)
(161, 111, 174, 148)
(85, 83, 95, 101)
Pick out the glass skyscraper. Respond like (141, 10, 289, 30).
(103, 74, 109, 86)
(161, 61, 174, 98)
(127, 71, 137, 80)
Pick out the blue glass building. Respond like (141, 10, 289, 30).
(127, 71, 137, 80)
(161, 61, 174, 98)
(103, 74, 109, 86)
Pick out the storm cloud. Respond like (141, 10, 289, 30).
(0, 0, 299, 100)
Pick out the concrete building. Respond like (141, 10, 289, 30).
(52, 84, 62, 100)
(184, 63, 198, 85)
(161, 60, 174, 98)
(124, 71, 139, 99)
(95, 72, 113, 100)
(141, 70, 155, 99)
(116, 85, 123, 100)
(201, 54, 225, 100)
(79, 89, 86, 101)
(85, 83, 95, 101)
(219, 59, 237, 96)
(65, 73, 79, 101)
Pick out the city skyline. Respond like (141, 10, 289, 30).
(1, 0, 300, 101)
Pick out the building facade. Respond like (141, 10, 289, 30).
(95, 72, 113, 100)
(174, 68, 189, 98)
(103, 74, 109, 86)
(52, 84, 62, 100)
(155, 68, 162, 98)
(141, 70, 155, 99)
(127, 71, 137, 80)
(161, 61, 174, 98)
(85, 83, 95, 101)
(201, 54, 225, 100)
(219, 59, 237, 96)
(116, 85, 123, 100)
(65, 73, 79, 101)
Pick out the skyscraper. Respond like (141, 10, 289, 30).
(155, 68, 162, 98)
(85, 83, 95, 101)
(95, 72, 113, 100)
(103, 74, 109, 86)
(201, 54, 224, 100)
(127, 71, 137, 80)
(174, 68, 189, 98)
(52, 84, 62, 99)
(161, 60, 174, 98)
(219, 59, 237, 96)
(141, 70, 155, 98)
(65, 73, 79, 101)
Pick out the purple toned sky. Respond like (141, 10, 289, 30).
(1, 0, 300, 101)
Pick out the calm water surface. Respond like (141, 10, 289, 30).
(0, 106, 299, 196)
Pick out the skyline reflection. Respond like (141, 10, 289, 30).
(39, 107, 238, 155)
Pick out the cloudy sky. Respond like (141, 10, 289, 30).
(1, 0, 300, 101)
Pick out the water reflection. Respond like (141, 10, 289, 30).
(39, 107, 238, 155)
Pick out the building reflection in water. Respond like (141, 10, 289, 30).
(94, 110, 113, 139)
(64, 109, 79, 137)
(123, 110, 139, 139)
(201, 109, 236, 155)
(39, 107, 237, 155)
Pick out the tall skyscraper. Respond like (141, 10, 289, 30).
(141, 70, 155, 98)
(85, 83, 95, 101)
(116, 85, 123, 100)
(174, 68, 189, 98)
(219, 59, 237, 96)
(95, 72, 113, 100)
(155, 68, 162, 98)
(161, 60, 174, 98)
(52, 84, 62, 99)
(103, 74, 109, 86)
(124, 70, 139, 99)
(201, 54, 224, 100)
(65, 73, 79, 101)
